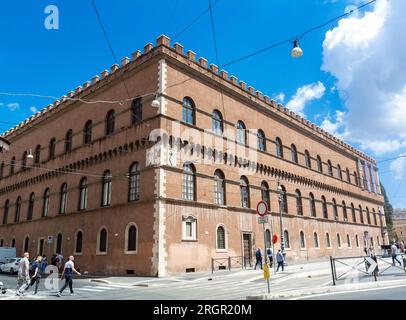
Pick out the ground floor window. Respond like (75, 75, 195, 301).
(182, 216, 197, 241)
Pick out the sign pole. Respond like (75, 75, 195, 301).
(257, 200, 270, 294)
(270, 212, 276, 274)
(263, 222, 270, 294)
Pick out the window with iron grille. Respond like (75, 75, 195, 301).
(212, 110, 223, 135)
(102, 171, 112, 206)
(43, 188, 50, 217)
(129, 163, 140, 201)
(214, 170, 225, 205)
(79, 178, 88, 210)
(217, 226, 226, 249)
(240, 177, 250, 208)
(182, 163, 195, 201)
(182, 97, 194, 125)
(59, 183, 68, 214)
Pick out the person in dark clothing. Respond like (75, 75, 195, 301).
(276, 250, 284, 272)
(28, 256, 43, 294)
(254, 248, 263, 270)
(267, 248, 273, 268)
(57, 256, 81, 297)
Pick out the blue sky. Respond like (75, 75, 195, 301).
(0, 0, 405, 208)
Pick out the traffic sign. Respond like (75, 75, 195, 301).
(256, 201, 268, 217)
(47, 236, 53, 244)
(258, 216, 269, 224)
(365, 257, 377, 273)
(263, 263, 270, 279)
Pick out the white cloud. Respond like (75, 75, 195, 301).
(286, 81, 325, 115)
(320, 110, 347, 138)
(390, 154, 406, 180)
(273, 92, 285, 103)
(30, 106, 38, 113)
(322, 0, 406, 155)
(7, 103, 19, 111)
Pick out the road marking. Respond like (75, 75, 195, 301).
(92, 285, 117, 290)
(76, 287, 104, 292)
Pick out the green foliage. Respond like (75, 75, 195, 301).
(380, 183, 396, 241)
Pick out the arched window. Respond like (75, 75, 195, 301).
(327, 160, 333, 176)
(322, 196, 328, 219)
(373, 209, 377, 225)
(276, 137, 283, 158)
(300, 231, 306, 248)
(15, 196, 21, 223)
(132, 97, 143, 124)
(128, 163, 140, 202)
(351, 203, 356, 223)
(126, 224, 137, 252)
(23, 236, 29, 253)
(98, 228, 108, 253)
(295, 189, 303, 215)
(10, 157, 15, 175)
(284, 230, 290, 248)
(43, 188, 50, 217)
(304, 150, 311, 168)
(326, 233, 331, 248)
(0, 239, 3, 247)
(216, 226, 226, 250)
(182, 163, 196, 201)
(359, 205, 364, 224)
(347, 234, 351, 247)
(214, 170, 225, 205)
(332, 198, 338, 220)
(34, 145, 41, 164)
(313, 232, 319, 248)
(291, 144, 298, 163)
(309, 193, 316, 217)
(49, 138, 56, 160)
(265, 229, 271, 248)
(279, 185, 288, 213)
(354, 172, 358, 186)
(236, 120, 246, 145)
(240, 176, 250, 208)
(337, 233, 341, 247)
(59, 183, 68, 214)
(65, 129, 73, 153)
(377, 236, 380, 246)
(102, 171, 112, 206)
(11, 238, 16, 248)
(2, 200, 9, 225)
(366, 207, 371, 225)
(83, 120, 92, 144)
(342, 201, 348, 221)
(56, 233, 62, 254)
(0, 162, 4, 179)
(346, 168, 351, 183)
(75, 231, 83, 254)
(261, 181, 270, 210)
(355, 234, 360, 247)
(105, 110, 115, 135)
(22, 151, 27, 170)
(337, 164, 342, 180)
(212, 110, 223, 135)
(317, 155, 323, 173)
(182, 97, 194, 125)
(257, 130, 266, 151)
(27, 193, 35, 221)
(79, 177, 88, 210)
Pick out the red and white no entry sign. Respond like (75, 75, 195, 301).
(256, 201, 268, 216)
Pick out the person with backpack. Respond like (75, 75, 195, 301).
(29, 256, 43, 294)
(40, 255, 48, 273)
(254, 248, 263, 270)
(57, 255, 81, 297)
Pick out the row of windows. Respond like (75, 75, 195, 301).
(1, 163, 140, 224)
(182, 165, 382, 226)
(0, 224, 138, 255)
(181, 97, 364, 187)
(0, 98, 143, 179)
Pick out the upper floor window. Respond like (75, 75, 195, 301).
(332, 198, 338, 220)
(322, 196, 328, 219)
(14, 196, 21, 223)
(327, 160, 333, 176)
(309, 192, 316, 217)
(128, 163, 140, 202)
(304, 150, 311, 168)
(342, 201, 348, 221)
(257, 130, 266, 151)
(214, 170, 225, 205)
(22, 151, 28, 170)
(236, 121, 246, 145)
(132, 97, 143, 125)
(240, 176, 250, 208)
(373, 209, 378, 225)
(212, 110, 223, 135)
(43, 188, 50, 217)
(359, 205, 364, 224)
(276, 138, 283, 158)
(2, 200, 9, 225)
(65, 129, 73, 153)
(102, 171, 112, 206)
(337, 164, 342, 180)
(279, 185, 288, 213)
(105, 110, 115, 135)
(346, 168, 351, 183)
(49, 138, 56, 160)
(317, 155, 323, 173)
(182, 163, 196, 201)
(34, 145, 41, 164)
(10, 157, 16, 175)
(295, 189, 303, 215)
(291, 144, 298, 163)
(354, 172, 358, 186)
(351, 203, 356, 223)
(366, 207, 371, 225)
(261, 181, 270, 210)
(182, 97, 195, 125)
(27, 192, 35, 221)
(79, 177, 88, 211)
(0, 162, 4, 179)
(83, 120, 92, 144)
(59, 183, 68, 214)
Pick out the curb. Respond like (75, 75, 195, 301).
(246, 279, 406, 299)
(90, 279, 112, 284)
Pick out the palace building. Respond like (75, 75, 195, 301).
(0, 35, 387, 276)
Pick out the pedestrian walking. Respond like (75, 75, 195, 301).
(276, 250, 284, 272)
(267, 248, 273, 268)
(391, 242, 402, 266)
(57, 256, 81, 297)
(29, 256, 43, 294)
(254, 248, 263, 270)
(41, 255, 48, 273)
(16, 252, 30, 296)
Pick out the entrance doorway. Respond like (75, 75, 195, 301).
(242, 233, 253, 267)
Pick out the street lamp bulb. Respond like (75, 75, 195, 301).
(151, 95, 160, 108)
(291, 39, 303, 58)
(27, 149, 34, 159)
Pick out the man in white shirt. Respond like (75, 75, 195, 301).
(391, 243, 402, 266)
(57, 255, 81, 297)
(16, 252, 30, 296)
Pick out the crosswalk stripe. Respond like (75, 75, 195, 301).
(76, 288, 104, 292)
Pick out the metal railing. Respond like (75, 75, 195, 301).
(211, 256, 249, 273)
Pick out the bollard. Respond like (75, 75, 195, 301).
(330, 256, 336, 286)
(228, 256, 231, 271)
(211, 258, 214, 274)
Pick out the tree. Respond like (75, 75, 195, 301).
(380, 183, 397, 242)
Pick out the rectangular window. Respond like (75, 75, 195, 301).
(182, 174, 194, 201)
(182, 218, 197, 241)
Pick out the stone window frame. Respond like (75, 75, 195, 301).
(96, 226, 108, 255)
(124, 222, 139, 254)
(181, 215, 197, 242)
(74, 229, 84, 256)
(313, 231, 320, 249)
(347, 234, 352, 248)
(326, 232, 332, 249)
(299, 230, 306, 250)
(215, 223, 228, 253)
